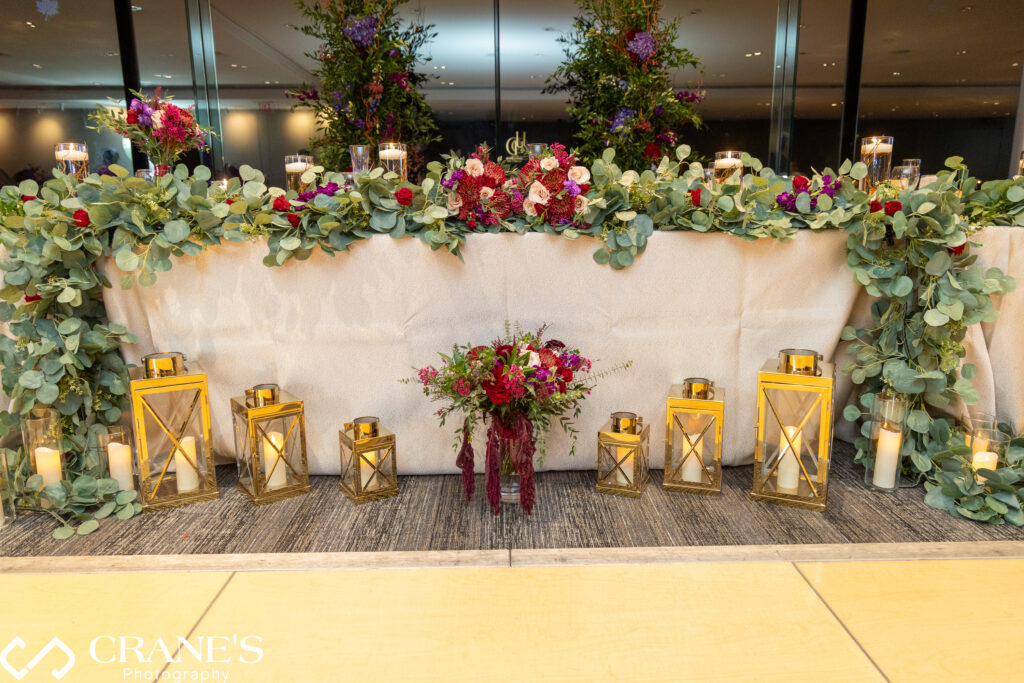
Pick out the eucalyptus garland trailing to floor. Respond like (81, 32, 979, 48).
(1, 146, 1022, 538)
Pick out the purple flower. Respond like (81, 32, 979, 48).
(776, 192, 797, 212)
(654, 130, 676, 146)
(821, 184, 836, 199)
(617, 79, 629, 90)
(610, 108, 635, 133)
(563, 178, 581, 197)
(354, 118, 365, 130)
(389, 72, 410, 90)
(344, 15, 378, 48)
(389, 48, 400, 57)
(654, 105, 663, 116)
(129, 98, 155, 126)
(627, 31, 656, 60)
(675, 89, 706, 104)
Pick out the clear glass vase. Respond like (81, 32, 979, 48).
(500, 456, 519, 505)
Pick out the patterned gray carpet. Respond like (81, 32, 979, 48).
(1, 442, 1019, 556)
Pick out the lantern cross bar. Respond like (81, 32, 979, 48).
(762, 390, 823, 497)
(141, 389, 203, 498)
(670, 413, 715, 483)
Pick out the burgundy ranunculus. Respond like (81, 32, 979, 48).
(485, 382, 511, 405)
(884, 200, 902, 217)
(286, 212, 301, 227)
(24, 294, 42, 303)
(394, 187, 414, 206)
(494, 344, 514, 359)
(272, 196, 291, 212)
(73, 209, 90, 227)
(791, 175, 810, 193)
(689, 188, 702, 206)
(544, 339, 566, 351)
(869, 200, 883, 213)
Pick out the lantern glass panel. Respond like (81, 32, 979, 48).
(0, 450, 14, 528)
(670, 411, 717, 485)
(138, 387, 211, 498)
(761, 385, 823, 495)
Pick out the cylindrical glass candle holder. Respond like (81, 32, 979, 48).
(864, 393, 908, 492)
(902, 158, 921, 170)
(890, 165, 920, 191)
(378, 142, 408, 181)
(0, 450, 15, 528)
(348, 145, 372, 174)
(969, 411, 998, 432)
(99, 426, 135, 492)
(21, 408, 63, 488)
(859, 136, 894, 195)
(970, 428, 1007, 473)
(55, 142, 89, 181)
(526, 142, 547, 159)
(284, 154, 314, 192)
(714, 151, 743, 183)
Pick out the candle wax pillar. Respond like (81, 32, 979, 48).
(106, 442, 134, 491)
(361, 450, 378, 490)
(972, 451, 999, 471)
(777, 427, 802, 493)
(263, 431, 288, 490)
(174, 436, 200, 493)
(872, 427, 902, 489)
(35, 447, 62, 487)
(681, 438, 704, 483)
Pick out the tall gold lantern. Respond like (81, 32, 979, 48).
(231, 383, 311, 505)
(596, 411, 650, 497)
(664, 378, 724, 495)
(129, 352, 218, 511)
(339, 416, 399, 504)
(752, 349, 835, 511)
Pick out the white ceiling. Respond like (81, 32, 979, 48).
(0, 0, 1020, 120)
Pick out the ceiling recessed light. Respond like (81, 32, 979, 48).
(164, 74, 172, 79)
(25, 21, 36, 28)
(745, 53, 752, 58)
(448, 81, 454, 85)
(440, 65, 446, 69)
(231, 64, 237, 68)
(1013, 62, 1020, 67)
(892, 71, 901, 76)
(264, 80, 270, 84)
(106, 51, 119, 57)
(831, 102, 837, 107)
(32, 63, 42, 68)
(754, 51, 761, 56)
(131, 4, 142, 11)
(240, 65, 247, 68)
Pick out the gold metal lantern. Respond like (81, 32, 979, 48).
(596, 411, 650, 497)
(231, 384, 310, 505)
(339, 416, 398, 503)
(129, 352, 218, 511)
(664, 378, 724, 495)
(752, 349, 835, 511)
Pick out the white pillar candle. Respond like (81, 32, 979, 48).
(34, 447, 62, 487)
(285, 162, 312, 173)
(173, 436, 200, 493)
(106, 442, 134, 492)
(361, 450, 378, 490)
(777, 427, 802, 493)
(972, 451, 999, 471)
(861, 142, 893, 156)
(612, 445, 634, 486)
(55, 149, 88, 162)
(682, 439, 704, 483)
(872, 427, 902, 489)
(263, 431, 288, 490)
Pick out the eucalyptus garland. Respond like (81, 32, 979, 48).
(1, 147, 1022, 539)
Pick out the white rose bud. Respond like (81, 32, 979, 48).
(527, 180, 550, 205)
(464, 158, 484, 177)
(540, 157, 559, 172)
(567, 165, 591, 184)
(523, 198, 538, 216)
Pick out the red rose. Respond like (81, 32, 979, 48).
(485, 382, 511, 405)
(21, 195, 36, 203)
(394, 187, 414, 206)
(884, 200, 902, 217)
(644, 143, 661, 160)
(948, 243, 967, 256)
(24, 294, 42, 302)
(869, 200, 882, 213)
(272, 196, 291, 212)
(558, 367, 573, 383)
(286, 213, 301, 227)
(791, 175, 810, 193)
(689, 188, 702, 206)
(72, 209, 90, 227)
(494, 344, 514, 360)
(226, 198, 236, 205)
(126, 110, 138, 124)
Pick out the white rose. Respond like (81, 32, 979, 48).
(464, 158, 484, 177)
(567, 165, 591, 184)
(480, 186, 495, 201)
(151, 109, 164, 129)
(527, 181, 550, 205)
(518, 344, 541, 367)
(619, 170, 639, 187)
(523, 198, 538, 217)
(574, 194, 589, 215)
(540, 157, 559, 172)
(446, 193, 463, 215)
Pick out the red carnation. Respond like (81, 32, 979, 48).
(689, 188, 702, 206)
(24, 294, 42, 302)
(644, 143, 661, 160)
(482, 161, 506, 189)
(884, 200, 902, 217)
(558, 367, 573, 383)
(869, 200, 882, 213)
(286, 212, 301, 227)
(272, 196, 291, 212)
(394, 187, 414, 206)
(948, 243, 967, 256)
(72, 209, 90, 227)
(792, 175, 810, 193)
(21, 195, 36, 203)
(489, 189, 512, 218)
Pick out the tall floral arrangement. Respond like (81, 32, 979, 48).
(544, 0, 703, 170)
(289, 0, 441, 172)
(89, 89, 212, 170)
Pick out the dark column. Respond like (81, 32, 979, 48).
(113, 0, 148, 171)
(768, 0, 800, 174)
(493, 0, 502, 153)
(838, 0, 868, 166)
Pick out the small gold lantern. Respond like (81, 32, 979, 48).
(231, 384, 310, 505)
(664, 378, 724, 495)
(339, 417, 398, 503)
(128, 352, 218, 511)
(596, 411, 650, 497)
(752, 349, 835, 511)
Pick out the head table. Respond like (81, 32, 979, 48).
(2, 228, 1018, 475)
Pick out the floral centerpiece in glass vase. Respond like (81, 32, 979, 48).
(410, 324, 626, 514)
(90, 88, 212, 177)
